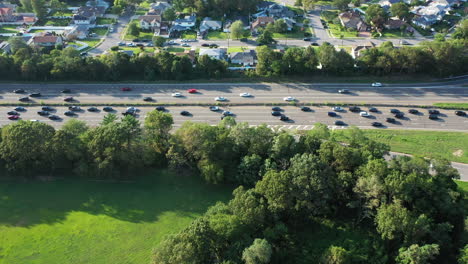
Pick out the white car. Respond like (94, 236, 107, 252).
(127, 43, 136, 47)
(215, 97, 227, 101)
(283, 96, 296, 102)
(172, 92, 182, 97)
(29, 119, 40, 122)
(239, 92, 251, 97)
(359, 111, 371, 117)
(371, 82, 382, 87)
(127, 107, 139, 112)
(332, 106, 344, 112)
(181, 43, 190, 47)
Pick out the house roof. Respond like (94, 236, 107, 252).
(150, 1, 172, 11)
(76, 6, 99, 18)
(175, 15, 196, 23)
(200, 48, 227, 57)
(251, 16, 275, 29)
(200, 18, 222, 31)
(139, 15, 162, 24)
(385, 18, 406, 29)
(31, 35, 60, 44)
(230, 50, 257, 61)
(339, 11, 367, 30)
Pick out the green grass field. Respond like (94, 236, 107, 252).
(433, 103, 468, 110)
(0, 25, 19, 34)
(181, 31, 197, 39)
(206, 31, 229, 40)
(0, 170, 233, 264)
(96, 17, 115, 25)
(333, 129, 468, 163)
(328, 23, 359, 38)
(456, 180, 468, 192)
(380, 29, 413, 38)
(272, 26, 309, 39)
(90, 27, 108, 36)
(123, 20, 154, 40)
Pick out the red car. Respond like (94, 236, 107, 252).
(121, 87, 132, 91)
(187, 89, 197, 93)
(8, 115, 19, 120)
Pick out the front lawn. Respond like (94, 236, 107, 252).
(181, 31, 197, 39)
(328, 23, 359, 38)
(333, 129, 468, 163)
(119, 46, 156, 54)
(0, 170, 233, 264)
(380, 29, 413, 38)
(272, 26, 311, 39)
(49, 10, 73, 16)
(96, 17, 116, 25)
(0, 25, 19, 33)
(206, 31, 229, 40)
(124, 20, 154, 40)
(165, 47, 186, 53)
(90, 27, 109, 36)
(227, 46, 251, 53)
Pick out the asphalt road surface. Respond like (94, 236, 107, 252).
(1, 82, 467, 105)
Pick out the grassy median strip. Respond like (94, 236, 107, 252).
(433, 103, 468, 110)
(0, 169, 233, 264)
(333, 129, 468, 164)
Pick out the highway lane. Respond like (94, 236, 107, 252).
(0, 82, 467, 105)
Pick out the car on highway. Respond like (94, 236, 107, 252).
(156, 106, 166, 111)
(19, 97, 29, 102)
(371, 82, 382, 87)
(14, 106, 26, 112)
(215, 96, 227, 101)
(8, 115, 19, 120)
(301, 106, 311, 112)
(172, 92, 182, 97)
(69, 106, 81, 111)
(42, 106, 54, 111)
(283, 96, 296, 102)
(143, 97, 153, 101)
(386, 118, 396, 123)
(14, 89, 25, 93)
(49, 115, 60, 120)
(180, 110, 190, 116)
(271, 111, 282, 116)
(338, 89, 349, 94)
(272, 107, 282, 111)
(390, 108, 400, 114)
(121, 87, 132, 91)
(368, 107, 378, 113)
(126, 107, 139, 113)
(280, 115, 289, 121)
(122, 111, 136, 116)
(394, 112, 405, 119)
(428, 109, 440, 115)
(209, 106, 219, 111)
(103, 106, 114, 112)
(37, 110, 49, 116)
(127, 43, 136, 47)
(239, 92, 251, 97)
(7, 111, 19, 116)
(62, 89, 71, 93)
(359, 111, 371, 117)
(349, 106, 361, 112)
(187, 89, 197, 93)
(334, 120, 345, 126)
(328, 111, 337, 117)
(64, 97, 74, 102)
(372, 122, 383, 127)
(29, 119, 40, 122)
(87, 107, 99, 112)
(64, 111, 75, 116)
(455, 110, 466, 116)
(429, 114, 438, 120)
(408, 109, 419, 114)
(29, 92, 41, 97)
(332, 106, 344, 112)
(222, 111, 234, 116)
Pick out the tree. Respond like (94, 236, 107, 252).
(19, 0, 32, 12)
(302, 0, 317, 10)
(242, 239, 272, 264)
(333, 0, 351, 11)
(128, 22, 140, 37)
(163, 8, 176, 21)
(50, 0, 67, 10)
(230, 20, 245, 39)
(31, 0, 47, 20)
(366, 4, 387, 29)
(390, 3, 410, 20)
(321, 246, 351, 264)
(453, 19, 468, 40)
(152, 36, 166, 48)
(8, 36, 28, 54)
(396, 244, 440, 264)
(274, 19, 288, 33)
(237, 154, 263, 186)
(257, 28, 275, 46)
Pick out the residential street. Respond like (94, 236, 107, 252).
(88, 12, 132, 55)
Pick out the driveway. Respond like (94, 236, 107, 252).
(88, 12, 132, 55)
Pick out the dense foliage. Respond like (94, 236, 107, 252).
(0, 116, 465, 264)
(1, 38, 466, 81)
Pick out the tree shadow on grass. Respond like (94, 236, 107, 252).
(0, 169, 234, 227)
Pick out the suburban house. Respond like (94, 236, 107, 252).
(351, 41, 376, 59)
(230, 50, 258, 66)
(27, 33, 64, 47)
(266, 3, 295, 18)
(73, 7, 98, 25)
(199, 17, 222, 34)
(139, 15, 162, 32)
(15, 13, 37, 24)
(283, 17, 296, 31)
(0, 4, 14, 22)
(412, 14, 438, 29)
(86, 0, 110, 10)
(64, 25, 88, 40)
(174, 49, 196, 63)
(338, 11, 369, 31)
(384, 18, 406, 30)
(150, 1, 172, 13)
(173, 14, 196, 28)
(199, 48, 227, 60)
(250, 16, 275, 33)
(223, 16, 250, 32)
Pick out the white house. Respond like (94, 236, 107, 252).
(199, 48, 227, 60)
(174, 14, 196, 28)
(199, 17, 222, 33)
(139, 15, 162, 32)
(230, 50, 258, 66)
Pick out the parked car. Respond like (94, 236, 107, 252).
(300, 106, 311, 112)
(283, 96, 296, 101)
(180, 110, 190, 116)
(201, 43, 210, 47)
(121, 87, 132, 91)
(371, 122, 383, 127)
(209, 106, 219, 111)
(386, 118, 396, 123)
(14, 106, 26, 112)
(271, 111, 282, 116)
(311, 42, 319, 46)
(455, 110, 466, 116)
(215, 96, 227, 101)
(103, 106, 114, 112)
(371, 82, 382, 87)
(118, 42, 126, 46)
(181, 43, 190, 47)
(408, 109, 419, 114)
(187, 89, 197, 93)
(328, 111, 337, 117)
(87, 107, 99, 112)
(29, 92, 41, 97)
(303, 37, 311, 41)
(334, 120, 345, 126)
(8, 115, 19, 120)
(209, 43, 218, 48)
(349, 106, 361, 112)
(126, 107, 139, 113)
(13, 89, 25, 93)
(368, 107, 378, 112)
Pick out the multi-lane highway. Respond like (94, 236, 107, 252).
(0, 82, 467, 105)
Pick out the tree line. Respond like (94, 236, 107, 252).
(0, 113, 466, 264)
(1, 37, 466, 81)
